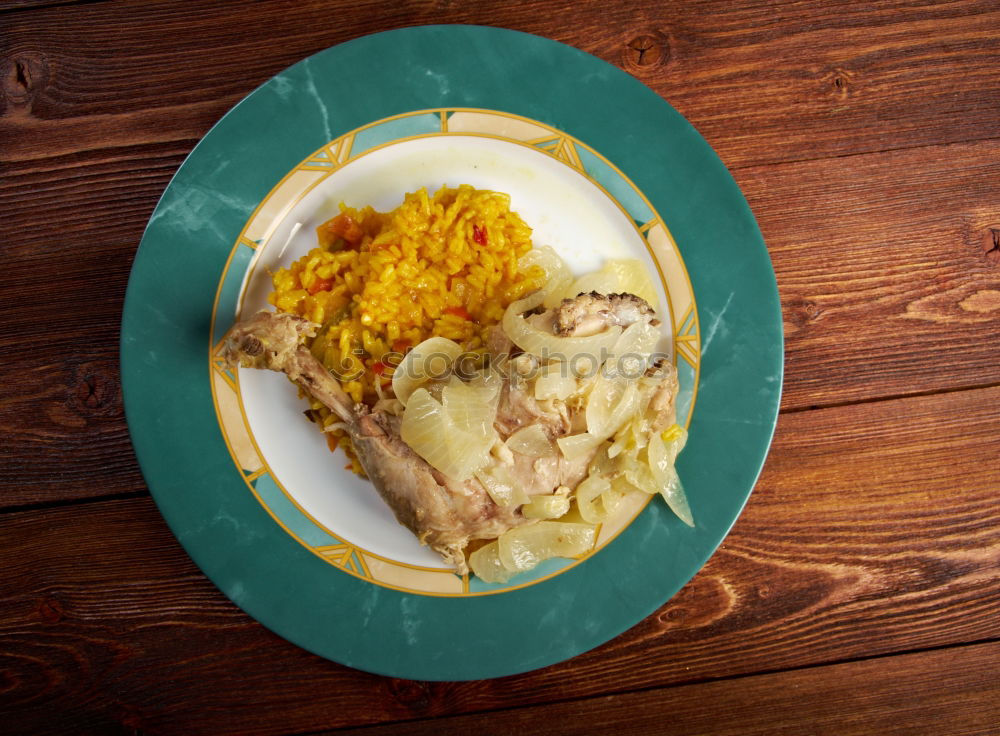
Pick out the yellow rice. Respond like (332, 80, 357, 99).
(269, 185, 544, 473)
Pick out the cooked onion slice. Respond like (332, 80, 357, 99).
(576, 472, 622, 524)
(620, 449, 657, 494)
(564, 362, 644, 462)
(521, 488, 571, 519)
(400, 387, 492, 481)
(469, 542, 514, 584)
(608, 320, 662, 377)
(533, 366, 578, 401)
(442, 376, 499, 442)
(602, 259, 660, 310)
(647, 429, 694, 526)
(607, 416, 642, 459)
(475, 465, 529, 508)
(497, 522, 597, 573)
(503, 293, 622, 363)
(518, 245, 575, 309)
(586, 374, 626, 435)
(556, 432, 605, 461)
(392, 336, 464, 406)
(568, 376, 639, 448)
(505, 424, 557, 457)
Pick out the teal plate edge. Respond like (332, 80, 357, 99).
(120, 25, 783, 681)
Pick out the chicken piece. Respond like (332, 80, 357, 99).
(645, 357, 680, 433)
(554, 291, 660, 336)
(495, 378, 572, 437)
(484, 324, 514, 358)
(491, 291, 666, 496)
(349, 409, 527, 571)
(492, 379, 593, 496)
(221, 311, 526, 574)
(222, 311, 353, 420)
(220, 290, 672, 573)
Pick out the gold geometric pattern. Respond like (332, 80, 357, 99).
(527, 135, 584, 170)
(315, 543, 370, 577)
(674, 303, 700, 368)
(300, 133, 355, 171)
(211, 356, 237, 393)
(245, 468, 267, 483)
(210, 361, 263, 475)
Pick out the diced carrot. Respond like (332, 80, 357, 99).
(317, 213, 364, 248)
(307, 277, 334, 295)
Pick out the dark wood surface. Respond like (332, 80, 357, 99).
(2, 1, 998, 733)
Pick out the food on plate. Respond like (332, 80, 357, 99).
(267, 185, 540, 475)
(220, 186, 690, 581)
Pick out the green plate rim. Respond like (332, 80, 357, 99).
(121, 24, 783, 681)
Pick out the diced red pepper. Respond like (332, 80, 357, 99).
(392, 339, 411, 354)
(307, 276, 334, 295)
(473, 224, 487, 246)
(372, 361, 386, 376)
(444, 305, 472, 320)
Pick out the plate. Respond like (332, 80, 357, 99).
(219, 117, 697, 595)
(121, 25, 782, 680)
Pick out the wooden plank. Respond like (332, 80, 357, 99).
(738, 137, 1000, 410)
(0, 0, 89, 12)
(1, 1, 999, 168)
(0, 144, 156, 507)
(647, 0, 1000, 169)
(1, 385, 997, 733)
(0, 348, 145, 507)
(327, 641, 1000, 736)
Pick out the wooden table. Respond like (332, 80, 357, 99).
(3, 1, 999, 733)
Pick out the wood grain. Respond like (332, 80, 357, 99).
(740, 137, 1000, 410)
(0, 348, 143, 507)
(3, 1, 999, 168)
(0, 1, 83, 12)
(327, 641, 1000, 736)
(2, 385, 997, 734)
